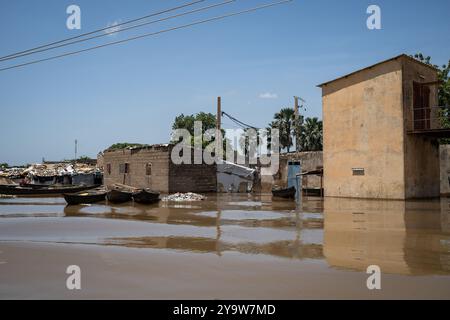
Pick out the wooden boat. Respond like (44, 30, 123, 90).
(132, 189, 160, 204)
(63, 190, 107, 205)
(106, 189, 133, 203)
(0, 184, 100, 196)
(20, 183, 53, 189)
(272, 186, 297, 199)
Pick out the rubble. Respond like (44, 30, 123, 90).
(162, 192, 206, 202)
(0, 162, 101, 182)
(0, 194, 16, 199)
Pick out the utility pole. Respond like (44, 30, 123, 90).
(216, 96, 222, 161)
(294, 96, 299, 122)
(294, 96, 299, 152)
(293, 96, 306, 152)
(216, 96, 221, 131)
(75, 139, 78, 161)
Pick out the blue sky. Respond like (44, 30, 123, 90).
(0, 0, 449, 165)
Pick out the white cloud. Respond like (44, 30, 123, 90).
(105, 20, 122, 36)
(259, 92, 278, 99)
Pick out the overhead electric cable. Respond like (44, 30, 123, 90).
(0, 0, 207, 61)
(222, 111, 259, 130)
(0, 0, 292, 72)
(0, 0, 236, 62)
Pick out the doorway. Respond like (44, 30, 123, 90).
(413, 82, 431, 130)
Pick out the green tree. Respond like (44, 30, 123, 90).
(172, 112, 216, 135)
(270, 108, 303, 153)
(238, 128, 264, 160)
(412, 53, 450, 143)
(0, 163, 8, 169)
(298, 117, 323, 151)
(171, 112, 230, 153)
(413, 53, 450, 107)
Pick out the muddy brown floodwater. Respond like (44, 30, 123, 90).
(0, 194, 450, 299)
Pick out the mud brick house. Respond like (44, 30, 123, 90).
(319, 54, 450, 199)
(101, 144, 217, 193)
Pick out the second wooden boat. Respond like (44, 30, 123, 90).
(272, 186, 297, 199)
(106, 189, 133, 203)
(132, 189, 160, 204)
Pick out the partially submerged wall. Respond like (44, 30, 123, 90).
(103, 145, 171, 193)
(259, 151, 323, 193)
(440, 145, 450, 195)
(169, 161, 217, 193)
(103, 145, 217, 193)
(322, 59, 405, 199)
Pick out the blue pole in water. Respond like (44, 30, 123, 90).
(295, 174, 301, 202)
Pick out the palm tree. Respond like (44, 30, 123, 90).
(298, 117, 323, 151)
(273, 108, 296, 152)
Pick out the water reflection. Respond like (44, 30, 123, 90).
(323, 197, 450, 275)
(1, 194, 449, 275)
(60, 196, 323, 260)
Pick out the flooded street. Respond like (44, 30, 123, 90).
(1, 194, 450, 299)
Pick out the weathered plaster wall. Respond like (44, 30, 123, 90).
(259, 151, 323, 193)
(322, 59, 406, 199)
(440, 145, 450, 195)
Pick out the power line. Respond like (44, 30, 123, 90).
(0, 0, 236, 63)
(0, 0, 207, 62)
(222, 111, 259, 130)
(0, 0, 293, 73)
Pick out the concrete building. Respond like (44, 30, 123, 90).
(102, 144, 217, 193)
(258, 151, 323, 193)
(319, 54, 449, 199)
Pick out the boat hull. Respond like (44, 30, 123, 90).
(106, 189, 132, 203)
(0, 184, 100, 196)
(272, 186, 297, 199)
(63, 192, 106, 205)
(132, 189, 160, 204)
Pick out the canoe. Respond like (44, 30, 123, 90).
(106, 189, 133, 203)
(132, 189, 160, 204)
(20, 183, 55, 189)
(0, 184, 100, 196)
(272, 186, 297, 199)
(63, 190, 107, 205)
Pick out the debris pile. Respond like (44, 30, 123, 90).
(23, 163, 99, 177)
(162, 192, 206, 202)
(0, 163, 101, 182)
(0, 167, 24, 179)
(0, 194, 16, 199)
